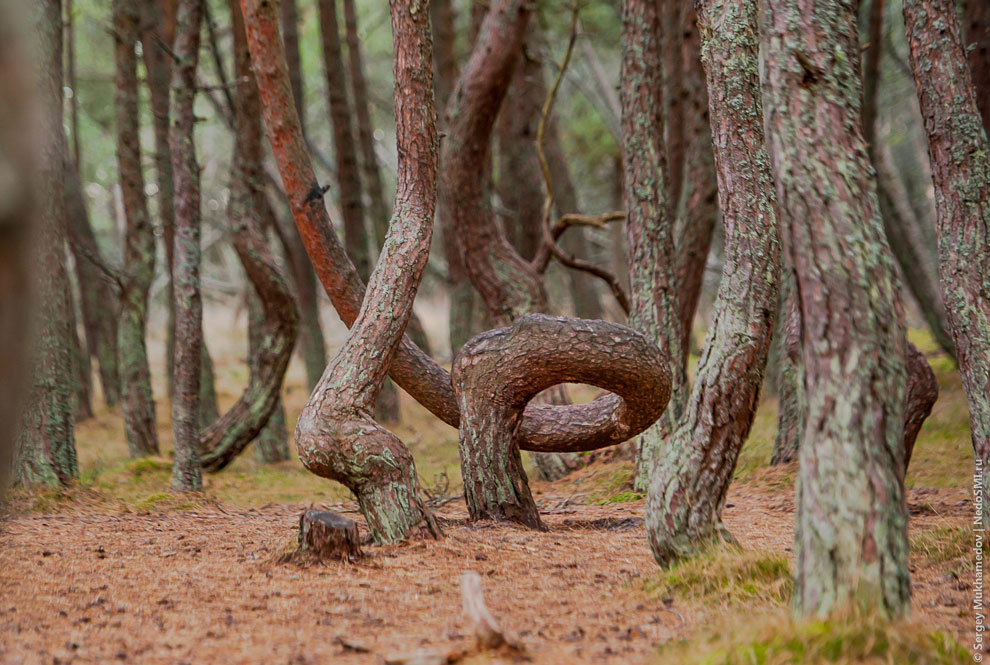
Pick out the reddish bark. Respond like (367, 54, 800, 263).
(292, 0, 440, 543)
(964, 0, 990, 134)
(904, 0, 990, 527)
(280, 0, 305, 122)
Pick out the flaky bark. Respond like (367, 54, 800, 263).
(114, 0, 158, 458)
(904, 0, 990, 527)
(245, 0, 663, 466)
(646, 0, 779, 564)
(199, 0, 299, 474)
(674, 2, 717, 358)
(317, 0, 370, 282)
(65, 151, 120, 408)
(16, 0, 78, 488)
(763, 0, 910, 618)
(292, 0, 440, 544)
(453, 315, 671, 527)
(964, 0, 990, 134)
(168, 0, 204, 493)
(620, 0, 687, 493)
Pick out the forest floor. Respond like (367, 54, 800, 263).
(0, 324, 980, 664)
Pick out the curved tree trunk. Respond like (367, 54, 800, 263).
(763, 0, 910, 618)
(168, 0, 204, 493)
(114, 0, 158, 458)
(244, 0, 666, 471)
(645, 0, 780, 565)
(453, 315, 671, 527)
(619, 0, 687, 493)
(249, 291, 290, 464)
(904, 0, 990, 529)
(16, 0, 78, 488)
(287, 0, 441, 544)
(198, 0, 299, 474)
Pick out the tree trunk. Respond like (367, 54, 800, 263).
(280, 0, 305, 130)
(660, 0, 684, 221)
(762, 0, 911, 618)
(619, 0, 687, 493)
(453, 315, 671, 527)
(198, 0, 299, 473)
(431, 0, 457, 112)
(245, 0, 666, 472)
(903, 341, 938, 473)
(249, 291, 290, 464)
(17, 0, 78, 488)
(674, 2, 717, 359)
(168, 0, 204, 493)
(68, 283, 93, 421)
(964, 0, 990, 134)
(317, 0, 370, 282)
(904, 0, 990, 528)
(645, 0, 779, 564)
(283, 0, 441, 544)
(64, 151, 121, 408)
(114, 0, 158, 458)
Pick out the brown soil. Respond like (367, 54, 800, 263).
(0, 476, 973, 665)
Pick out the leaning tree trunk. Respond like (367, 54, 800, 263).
(904, 0, 990, 529)
(645, 0, 779, 565)
(168, 0, 204, 493)
(197, 0, 299, 474)
(762, 0, 911, 618)
(114, 0, 158, 458)
(244, 0, 667, 483)
(286, 0, 441, 544)
(249, 291, 290, 464)
(16, 0, 78, 488)
(619, 0, 688, 493)
(65, 150, 120, 408)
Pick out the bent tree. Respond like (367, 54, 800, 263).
(904, 0, 990, 527)
(643, 0, 779, 565)
(763, 0, 911, 617)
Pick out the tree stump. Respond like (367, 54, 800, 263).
(298, 509, 362, 561)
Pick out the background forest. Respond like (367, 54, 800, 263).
(0, 0, 988, 663)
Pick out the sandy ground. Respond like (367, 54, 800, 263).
(0, 481, 973, 665)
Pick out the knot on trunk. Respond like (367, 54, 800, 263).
(451, 314, 672, 527)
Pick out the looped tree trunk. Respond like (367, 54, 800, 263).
(452, 314, 672, 528)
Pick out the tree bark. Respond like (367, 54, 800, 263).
(964, 0, 990, 135)
(244, 0, 670, 468)
(249, 291, 290, 464)
(198, 0, 299, 474)
(168, 0, 204, 493)
(453, 315, 671, 527)
(298, 509, 361, 561)
(68, 282, 93, 421)
(280, 0, 305, 128)
(317, 0, 371, 282)
(289, 0, 441, 544)
(645, 0, 779, 565)
(619, 0, 687, 493)
(771, 270, 803, 466)
(674, 1, 717, 359)
(16, 0, 78, 488)
(64, 151, 121, 408)
(431, 0, 458, 112)
(114, 0, 159, 458)
(904, 0, 990, 528)
(762, 0, 911, 618)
